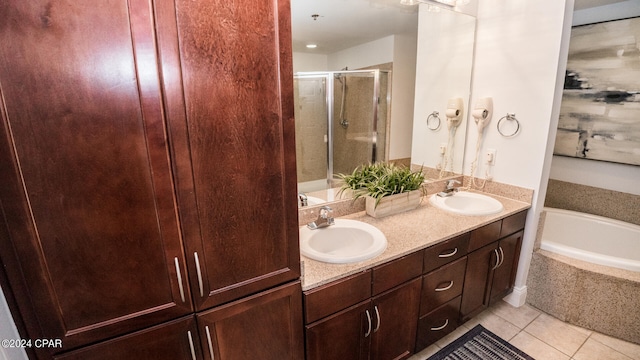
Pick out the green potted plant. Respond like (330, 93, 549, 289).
(338, 163, 425, 218)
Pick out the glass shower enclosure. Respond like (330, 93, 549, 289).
(294, 69, 391, 193)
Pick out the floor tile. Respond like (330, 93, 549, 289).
(490, 301, 541, 329)
(573, 338, 633, 360)
(590, 332, 640, 360)
(510, 331, 570, 360)
(524, 313, 589, 356)
(408, 344, 441, 360)
(462, 309, 521, 341)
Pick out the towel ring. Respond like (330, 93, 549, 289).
(497, 113, 520, 137)
(427, 111, 441, 131)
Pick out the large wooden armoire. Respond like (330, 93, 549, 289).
(0, 0, 303, 359)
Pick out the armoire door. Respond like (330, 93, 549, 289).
(154, 0, 300, 310)
(0, 0, 192, 355)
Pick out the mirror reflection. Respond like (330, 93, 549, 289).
(291, 1, 476, 207)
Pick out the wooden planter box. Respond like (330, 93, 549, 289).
(365, 190, 422, 218)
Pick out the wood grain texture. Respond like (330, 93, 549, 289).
(0, 0, 191, 353)
(160, 0, 300, 309)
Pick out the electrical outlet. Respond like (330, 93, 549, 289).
(439, 143, 447, 155)
(485, 149, 497, 165)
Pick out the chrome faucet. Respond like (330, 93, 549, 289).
(437, 179, 461, 197)
(307, 206, 335, 230)
(298, 193, 308, 207)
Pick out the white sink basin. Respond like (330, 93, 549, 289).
(429, 191, 504, 216)
(299, 219, 387, 264)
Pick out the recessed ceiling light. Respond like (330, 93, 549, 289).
(306, 44, 318, 49)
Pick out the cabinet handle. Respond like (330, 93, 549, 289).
(435, 280, 454, 292)
(491, 249, 500, 270)
(174, 257, 186, 303)
(194, 252, 204, 297)
(364, 310, 372, 337)
(497, 246, 505, 268)
(430, 319, 449, 331)
(205, 325, 215, 360)
(438, 248, 458, 258)
(373, 306, 381, 333)
(187, 331, 197, 360)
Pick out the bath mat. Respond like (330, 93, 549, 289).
(428, 324, 535, 360)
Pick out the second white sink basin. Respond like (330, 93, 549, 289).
(429, 191, 504, 216)
(299, 219, 387, 264)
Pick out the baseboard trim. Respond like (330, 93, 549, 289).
(503, 285, 527, 307)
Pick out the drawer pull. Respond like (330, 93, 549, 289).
(435, 281, 454, 292)
(491, 249, 500, 270)
(373, 306, 381, 333)
(431, 319, 449, 331)
(194, 252, 204, 297)
(438, 248, 458, 258)
(205, 325, 215, 360)
(497, 246, 505, 268)
(187, 331, 197, 360)
(174, 257, 186, 302)
(364, 310, 372, 337)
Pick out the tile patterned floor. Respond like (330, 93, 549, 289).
(409, 301, 640, 360)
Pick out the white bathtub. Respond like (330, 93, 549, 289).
(540, 208, 640, 272)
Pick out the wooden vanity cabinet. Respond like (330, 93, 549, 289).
(304, 252, 423, 360)
(154, 0, 300, 311)
(460, 211, 526, 321)
(415, 234, 469, 351)
(0, 0, 302, 358)
(196, 282, 304, 360)
(53, 317, 202, 360)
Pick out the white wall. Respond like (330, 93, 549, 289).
(464, 0, 573, 306)
(292, 52, 328, 73)
(327, 36, 395, 71)
(548, 0, 640, 195)
(0, 287, 28, 360)
(411, 6, 476, 173)
(388, 33, 417, 161)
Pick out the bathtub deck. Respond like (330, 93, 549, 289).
(527, 250, 640, 345)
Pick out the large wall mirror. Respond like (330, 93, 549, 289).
(291, 0, 476, 207)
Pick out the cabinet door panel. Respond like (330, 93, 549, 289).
(55, 317, 201, 360)
(460, 243, 497, 321)
(306, 301, 371, 360)
(490, 231, 523, 304)
(0, 0, 191, 353)
(197, 282, 304, 360)
(155, 0, 299, 310)
(371, 278, 422, 360)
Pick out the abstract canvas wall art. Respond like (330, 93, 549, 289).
(555, 17, 640, 166)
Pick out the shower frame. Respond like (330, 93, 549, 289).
(294, 69, 391, 191)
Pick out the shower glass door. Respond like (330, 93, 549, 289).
(294, 70, 390, 194)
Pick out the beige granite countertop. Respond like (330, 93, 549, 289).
(300, 191, 531, 291)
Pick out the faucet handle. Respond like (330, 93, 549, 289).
(446, 179, 461, 189)
(319, 205, 333, 219)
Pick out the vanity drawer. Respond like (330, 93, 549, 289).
(416, 296, 462, 351)
(372, 250, 423, 295)
(420, 257, 467, 315)
(304, 270, 372, 324)
(500, 210, 527, 237)
(468, 220, 502, 252)
(423, 233, 469, 273)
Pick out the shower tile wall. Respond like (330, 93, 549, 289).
(544, 179, 640, 225)
(294, 78, 327, 183)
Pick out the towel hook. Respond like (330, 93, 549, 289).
(497, 113, 520, 137)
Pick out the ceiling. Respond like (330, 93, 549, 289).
(291, 0, 625, 55)
(290, 0, 419, 54)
